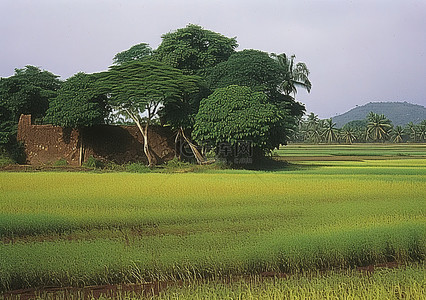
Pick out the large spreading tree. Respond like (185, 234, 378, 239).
(0, 66, 61, 160)
(98, 60, 200, 166)
(154, 24, 238, 75)
(153, 24, 239, 161)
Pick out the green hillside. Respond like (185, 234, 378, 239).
(332, 102, 426, 128)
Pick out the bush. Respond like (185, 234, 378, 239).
(104, 161, 126, 172)
(0, 142, 26, 164)
(165, 157, 191, 168)
(83, 156, 104, 169)
(0, 155, 14, 167)
(125, 162, 151, 173)
(53, 159, 68, 166)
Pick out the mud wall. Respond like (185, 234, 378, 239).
(17, 115, 176, 166)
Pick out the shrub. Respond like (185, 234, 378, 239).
(104, 161, 126, 172)
(83, 156, 104, 169)
(165, 157, 191, 168)
(53, 158, 68, 166)
(0, 155, 14, 167)
(125, 162, 151, 173)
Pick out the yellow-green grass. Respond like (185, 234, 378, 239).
(277, 143, 426, 157)
(0, 159, 425, 291)
(11, 264, 425, 299)
(151, 265, 426, 300)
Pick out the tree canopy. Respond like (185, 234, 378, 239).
(0, 66, 61, 160)
(0, 66, 61, 123)
(100, 61, 200, 117)
(98, 60, 200, 166)
(366, 112, 393, 142)
(203, 49, 306, 148)
(193, 85, 282, 161)
(113, 43, 153, 65)
(271, 53, 312, 96)
(44, 72, 109, 128)
(154, 24, 238, 75)
(1, 25, 318, 165)
(205, 49, 282, 92)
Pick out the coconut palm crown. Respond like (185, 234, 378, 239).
(271, 53, 312, 97)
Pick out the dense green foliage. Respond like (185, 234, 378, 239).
(112, 43, 153, 65)
(2, 25, 313, 165)
(206, 49, 282, 92)
(154, 24, 238, 75)
(0, 66, 61, 161)
(151, 24, 241, 135)
(205, 49, 305, 118)
(193, 85, 283, 159)
(44, 72, 109, 128)
(0, 66, 61, 123)
(98, 60, 200, 166)
(99, 61, 200, 117)
(196, 50, 307, 158)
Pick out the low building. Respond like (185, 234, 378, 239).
(17, 114, 176, 166)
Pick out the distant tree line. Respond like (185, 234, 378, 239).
(1, 24, 312, 165)
(291, 112, 426, 144)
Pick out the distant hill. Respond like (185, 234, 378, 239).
(331, 102, 426, 128)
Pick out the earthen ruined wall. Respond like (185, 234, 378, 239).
(17, 115, 176, 166)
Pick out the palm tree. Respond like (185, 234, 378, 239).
(322, 118, 339, 143)
(341, 128, 357, 144)
(366, 112, 392, 142)
(406, 122, 419, 142)
(271, 53, 312, 97)
(304, 113, 322, 143)
(392, 126, 405, 143)
(418, 120, 426, 142)
(306, 113, 319, 127)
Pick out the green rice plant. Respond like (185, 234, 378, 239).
(0, 222, 424, 291)
(15, 264, 426, 299)
(0, 155, 424, 291)
(150, 265, 426, 300)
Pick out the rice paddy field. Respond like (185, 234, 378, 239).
(0, 144, 425, 299)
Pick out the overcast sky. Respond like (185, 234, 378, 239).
(1, 0, 425, 118)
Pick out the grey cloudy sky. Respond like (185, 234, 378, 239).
(1, 0, 425, 118)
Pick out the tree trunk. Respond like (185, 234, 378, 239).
(143, 123, 157, 167)
(178, 127, 205, 165)
(132, 117, 156, 167)
(79, 131, 84, 166)
(124, 109, 158, 167)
